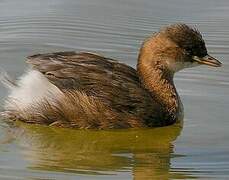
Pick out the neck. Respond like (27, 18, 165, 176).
(137, 53, 181, 125)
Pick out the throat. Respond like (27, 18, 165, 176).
(137, 61, 181, 125)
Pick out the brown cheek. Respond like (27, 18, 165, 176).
(166, 47, 185, 63)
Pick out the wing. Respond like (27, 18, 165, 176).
(26, 52, 158, 118)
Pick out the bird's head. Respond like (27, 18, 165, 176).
(138, 24, 222, 73)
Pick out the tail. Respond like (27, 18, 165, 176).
(0, 68, 17, 89)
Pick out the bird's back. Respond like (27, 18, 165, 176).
(3, 52, 164, 129)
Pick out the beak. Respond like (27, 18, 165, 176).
(193, 55, 222, 67)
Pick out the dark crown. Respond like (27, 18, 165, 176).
(162, 24, 207, 57)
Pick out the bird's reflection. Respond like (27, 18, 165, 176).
(7, 121, 188, 179)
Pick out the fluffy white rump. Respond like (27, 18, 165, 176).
(5, 70, 63, 110)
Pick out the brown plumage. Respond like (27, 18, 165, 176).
(1, 24, 221, 129)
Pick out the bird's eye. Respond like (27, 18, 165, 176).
(185, 48, 192, 55)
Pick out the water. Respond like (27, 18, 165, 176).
(0, 0, 228, 179)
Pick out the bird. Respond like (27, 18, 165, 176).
(1, 24, 221, 129)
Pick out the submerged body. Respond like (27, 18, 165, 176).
(1, 24, 221, 129)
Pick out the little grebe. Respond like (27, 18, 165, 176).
(1, 24, 221, 129)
